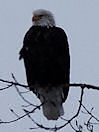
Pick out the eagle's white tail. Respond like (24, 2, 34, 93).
(37, 86, 64, 120)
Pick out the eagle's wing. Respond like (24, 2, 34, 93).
(50, 27, 70, 102)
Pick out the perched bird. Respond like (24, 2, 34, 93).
(19, 9, 70, 120)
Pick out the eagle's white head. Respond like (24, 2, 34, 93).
(32, 9, 56, 27)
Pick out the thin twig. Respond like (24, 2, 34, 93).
(0, 79, 28, 88)
(0, 84, 13, 90)
(81, 104, 99, 122)
(11, 74, 38, 107)
(0, 103, 43, 124)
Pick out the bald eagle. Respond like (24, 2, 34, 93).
(19, 9, 70, 120)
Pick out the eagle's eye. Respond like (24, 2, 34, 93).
(39, 15, 44, 17)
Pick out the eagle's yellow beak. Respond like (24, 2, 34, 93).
(32, 15, 40, 22)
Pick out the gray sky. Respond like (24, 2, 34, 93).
(0, 0, 99, 131)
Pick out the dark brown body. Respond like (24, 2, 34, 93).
(19, 26, 70, 102)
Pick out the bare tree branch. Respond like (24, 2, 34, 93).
(0, 77, 99, 131)
(0, 78, 99, 91)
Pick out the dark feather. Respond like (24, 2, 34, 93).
(19, 26, 70, 102)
